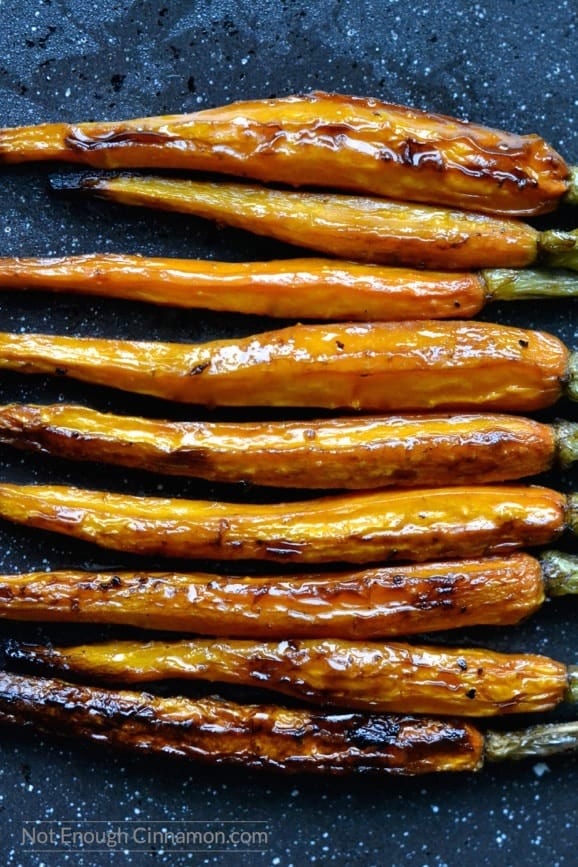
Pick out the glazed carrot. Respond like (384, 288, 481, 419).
(7, 636, 575, 718)
(0, 321, 573, 412)
(5, 671, 578, 774)
(0, 670, 484, 775)
(1, 92, 574, 217)
(0, 483, 573, 564)
(0, 551, 575, 638)
(0, 404, 575, 489)
(2, 254, 578, 320)
(0, 254, 484, 320)
(52, 173, 578, 271)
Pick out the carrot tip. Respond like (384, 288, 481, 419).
(48, 172, 106, 195)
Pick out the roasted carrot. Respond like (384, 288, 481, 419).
(0, 483, 573, 564)
(0, 670, 483, 775)
(6, 636, 576, 718)
(0, 254, 485, 320)
(1, 92, 574, 217)
(0, 550, 575, 637)
(0, 404, 575, 489)
(51, 173, 578, 272)
(0, 321, 573, 412)
(2, 254, 578, 320)
(5, 670, 578, 775)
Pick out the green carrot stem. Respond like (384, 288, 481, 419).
(485, 719, 578, 763)
(483, 268, 578, 300)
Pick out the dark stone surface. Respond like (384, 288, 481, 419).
(0, 1, 577, 865)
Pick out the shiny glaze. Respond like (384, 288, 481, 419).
(0, 483, 567, 564)
(0, 553, 546, 637)
(0, 254, 486, 320)
(0, 321, 568, 411)
(0, 671, 483, 775)
(0, 405, 557, 489)
(78, 174, 539, 270)
(12, 637, 568, 717)
(0, 92, 569, 216)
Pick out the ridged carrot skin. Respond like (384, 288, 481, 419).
(0, 483, 570, 564)
(0, 404, 561, 489)
(0, 553, 548, 637)
(0, 671, 484, 775)
(0, 254, 487, 320)
(70, 174, 541, 271)
(9, 637, 570, 718)
(0, 92, 570, 217)
(0, 321, 571, 412)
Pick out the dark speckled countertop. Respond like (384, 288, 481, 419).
(1, 1, 578, 865)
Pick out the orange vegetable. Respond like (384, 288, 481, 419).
(8, 636, 574, 718)
(0, 403, 572, 489)
(0, 671, 487, 775)
(0, 321, 573, 412)
(2, 551, 576, 637)
(1, 92, 573, 217)
(2, 254, 578, 320)
(4, 671, 578, 774)
(54, 173, 577, 271)
(0, 482, 573, 564)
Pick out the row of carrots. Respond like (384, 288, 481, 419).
(3, 92, 578, 775)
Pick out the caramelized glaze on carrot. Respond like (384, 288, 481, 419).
(7, 637, 571, 718)
(0, 92, 571, 216)
(0, 254, 487, 320)
(0, 671, 485, 775)
(0, 552, 550, 637)
(0, 404, 562, 489)
(4, 671, 578, 773)
(3, 255, 578, 319)
(0, 321, 571, 412)
(0, 483, 571, 564)
(63, 173, 543, 271)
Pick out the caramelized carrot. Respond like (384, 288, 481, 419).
(0, 92, 573, 217)
(0, 253, 488, 320)
(5, 670, 578, 774)
(0, 321, 573, 412)
(2, 551, 576, 637)
(54, 173, 568, 271)
(0, 483, 572, 564)
(0, 671, 486, 775)
(2, 254, 578, 321)
(7, 636, 575, 718)
(0, 403, 571, 489)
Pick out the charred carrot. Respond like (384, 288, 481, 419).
(1, 92, 574, 217)
(0, 670, 483, 775)
(0, 483, 573, 564)
(2, 254, 578, 321)
(51, 173, 578, 271)
(6, 636, 576, 718)
(5, 670, 578, 775)
(0, 404, 576, 489)
(0, 551, 575, 638)
(0, 321, 573, 412)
